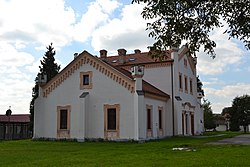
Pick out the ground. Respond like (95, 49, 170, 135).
(0, 132, 250, 166)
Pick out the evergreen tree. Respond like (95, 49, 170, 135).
(197, 76, 204, 96)
(29, 43, 60, 135)
(39, 43, 61, 80)
(202, 99, 216, 131)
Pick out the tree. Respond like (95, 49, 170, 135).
(197, 76, 204, 96)
(132, 0, 250, 58)
(202, 99, 216, 131)
(29, 43, 60, 134)
(229, 95, 250, 133)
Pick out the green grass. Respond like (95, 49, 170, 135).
(0, 132, 250, 167)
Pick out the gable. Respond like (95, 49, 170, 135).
(178, 46, 196, 75)
(41, 51, 135, 97)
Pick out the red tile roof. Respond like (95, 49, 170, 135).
(142, 80, 170, 98)
(0, 114, 30, 123)
(104, 61, 170, 98)
(105, 50, 172, 66)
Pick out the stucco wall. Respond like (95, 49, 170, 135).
(34, 62, 137, 140)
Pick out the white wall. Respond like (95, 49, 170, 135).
(34, 62, 137, 140)
(142, 49, 203, 136)
(144, 97, 171, 138)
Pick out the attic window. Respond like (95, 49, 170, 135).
(112, 60, 117, 63)
(129, 58, 136, 61)
(80, 71, 93, 90)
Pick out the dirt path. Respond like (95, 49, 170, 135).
(208, 134, 250, 145)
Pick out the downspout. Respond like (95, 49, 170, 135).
(171, 63, 175, 136)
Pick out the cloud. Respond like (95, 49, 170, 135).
(197, 24, 244, 75)
(0, 42, 34, 67)
(0, 0, 76, 49)
(0, 41, 35, 114)
(205, 83, 250, 98)
(204, 83, 250, 113)
(203, 78, 225, 86)
(91, 3, 154, 54)
(73, 0, 120, 43)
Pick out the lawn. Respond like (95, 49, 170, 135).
(0, 132, 250, 167)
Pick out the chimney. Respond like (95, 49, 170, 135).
(131, 65, 144, 91)
(74, 53, 78, 59)
(134, 49, 141, 54)
(118, 48, 127, 64)
(100, 49, 107, 61)
(170, 46, 179, 59)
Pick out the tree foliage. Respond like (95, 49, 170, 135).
(29, 43, 60, 134)
(132, 0, 250, 58)
(202, 99, 216, 130)
(228, 95, 250, 132)
(39, 43, 61, 81)
(197, 76, 204, 96)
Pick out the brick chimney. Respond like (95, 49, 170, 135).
(100, 49, 107, 61)
(134, 49, 141, 54)
(118, 48, 126, 64)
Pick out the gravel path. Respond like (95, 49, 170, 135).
(208, 134, 250, 145)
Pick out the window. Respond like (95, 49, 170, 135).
(184, 76, 188, 93)
(80, 71, 92, 89)
(179, 73, 183, 91)
(147, 108, 152, 130)
(159, 109, 163, 130)
(190, 79, 193, 94)
(83, 75, 89, 85)
(107, 108, 116, 130)
(104, 104, 120, 132)
(184, 59, 187, 67)
(57, 105, 71, 138)
(60, 109, 68, 129)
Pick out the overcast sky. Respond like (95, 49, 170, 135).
(0, 0, 249, 115)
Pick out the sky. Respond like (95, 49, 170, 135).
(0, 0, 249, 115)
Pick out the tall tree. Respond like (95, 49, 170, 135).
(197, 76, 204, 96)
(39, 43, 61, 81)
(29, 43, 60, 134)
(229, 95, 250, 133)
(202, 99, 216, 131)
(132, 0, 250, 58)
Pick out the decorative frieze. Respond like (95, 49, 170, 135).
(42, 52, 135, 97)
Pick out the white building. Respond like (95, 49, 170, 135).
(34, 45, 204, 141)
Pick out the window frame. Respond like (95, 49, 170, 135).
(57, 105, 71, 138)
(146, 105, 153, 130)
(80, 71, 93, 89)
(158, 106, 163, 130)
(190, 78, 193, 95)
(104, 104, 120, 132)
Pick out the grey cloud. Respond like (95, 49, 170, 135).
(2, 30, 35, 42)
(94, 29, 154, 52)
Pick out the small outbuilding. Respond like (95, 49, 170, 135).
(0, 114, 30, 140)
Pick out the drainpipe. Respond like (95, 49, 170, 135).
(171, 63, 175, 136)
